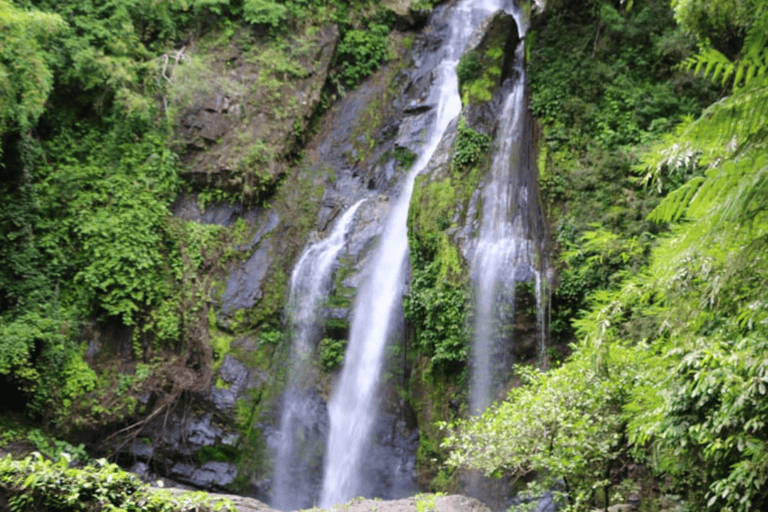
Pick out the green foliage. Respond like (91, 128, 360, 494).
(455, 51, 482, 93)
(404, 270, 469, 374)
(529, 0, 715, 150)
(443, 344, 643, 510)
(528, 0, 720, 345)
(0, 453, 235, 511)
(414, 492, 443, 512)
(386, 147, 418, 171)
(0, 1, 64, 140)
(406, 163, 479, 375)
(671, 0, 763, 56)
(457, 14, 508, 105)
(198, 444, 240, 465)
(452, 118, 491, 170)
(332, 22, 391, 89)
(552, 226, 649, 336)
(34, 129, 181, 326)
(24, 429, 91, 465)
(243, 0, 287, 28)
(318, 337, 346, 371)
(0, 308, 79, 416)
(637, 338, 768, 511)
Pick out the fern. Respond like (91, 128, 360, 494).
(648, 176, 704, 222)
(682, 6, 768, 91)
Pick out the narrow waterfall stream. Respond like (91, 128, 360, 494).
(272, 200, 364, 511)
(320, 0, 511, 505)
(469, 9, 550, 414)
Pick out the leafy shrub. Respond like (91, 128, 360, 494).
(648, 337, 768, 511)
(452, 118, 491, 169)
(0, 309, 78, 416)
(243, 0, 287, 28)
(0, 453, 235, 511)
(443, 345, 642, 510)
(456, 51, 482, 92)
(332, 23, 390, 89)
(0, 1, 64, 140)
(318, 337, 346, 371)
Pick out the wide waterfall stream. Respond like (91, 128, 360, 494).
(273, 0, 551, 507)
(321, 0, 520, 506)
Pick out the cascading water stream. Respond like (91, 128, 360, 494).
(320, 0, 509, 505)
(469, 6, 550, 415)
(271, 200, 364, 511)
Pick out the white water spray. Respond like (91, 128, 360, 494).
(469, 6, 550, 415)
(272, 200, 364, 510)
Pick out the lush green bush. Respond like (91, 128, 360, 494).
(0, 1, 64, 143)
(318, 337, 347, 371)
(452, 118, 491, 170)
(0, 453, 235, 511)
(443, 343, 643, 510)
(332, 23, 391, 89)
(243, 0, 287, 28)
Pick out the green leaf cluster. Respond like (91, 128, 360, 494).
(443, 344, 643, 510)
(332, 22, 391, 90)
(0, 1, 64, 141)
(452, 118, 491, 170)
(0, 453, 235, 511)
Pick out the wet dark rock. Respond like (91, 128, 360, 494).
(238, 212, 280, 252)
(172, 193, 262, 227)
(220, 240, 274, 315)
(170, 461, 237, 489)
(403, 102, 434, 114)
(395, 109, 437, 150)
(211, 355, 254, 412)
(358, 412, 419, 501)
(129, 438, 154, 461)
(187, 414, 222, 447)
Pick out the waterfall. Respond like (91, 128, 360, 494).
(319, 0, 512, 505)
(469, 9, 550, 415)
(272, 200, 364, 511)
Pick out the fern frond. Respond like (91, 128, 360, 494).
(684, 47, 733, 86)
(742, 7, 768, 62)
(654, 153, 768, 227)
(648, 176, 704, 223)
(681, 83, 768, 161)
(716, 154, 768, 222)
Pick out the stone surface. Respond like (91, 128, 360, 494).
(162, 492, 494, 512)
(220, 240, 274, 315)
(178, 24, 340, 192)
(211, 355, 254, 412)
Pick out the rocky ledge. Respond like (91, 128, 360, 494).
(167, 492, 492, 512)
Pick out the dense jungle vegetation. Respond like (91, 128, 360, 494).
(445, 0, 768, 511)
(1, 0, 767, 510)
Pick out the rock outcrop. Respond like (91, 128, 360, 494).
(165, 491, 494, 512)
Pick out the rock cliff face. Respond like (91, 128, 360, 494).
(112, 2, 547, 507)
(177, 24, 339, 197)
